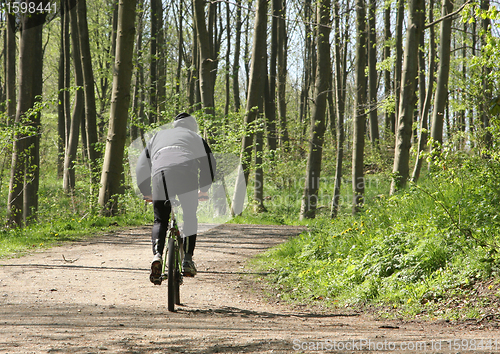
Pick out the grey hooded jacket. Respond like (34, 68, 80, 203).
(135, 115, 216, 197)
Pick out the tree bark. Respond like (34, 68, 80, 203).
(149, 0, 158, 123)
(231, 0, 268, 216)
(232, 0, 242, 112)
(193, 0, 215, 117)
(331, 0, 348, 218)
(98, 0, 137, 215)
(63, 0, 85, 193)
(300, 0, 331, 220)
(7, 4, 47, 227)
(390, 0, 424, 194)
(429, 0, 453, 163)
(394, 0, 404, 135)
(384, 3, 394, 135)
(412, 0, 435, 182)
(352, 0, 367, 214)
(6, 14, 16, 125)
(368, 0, 379, 145)
(77, 0, 100, 182)
(277, 0, 289, 149)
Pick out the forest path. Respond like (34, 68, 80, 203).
(1, 224, 499, 353)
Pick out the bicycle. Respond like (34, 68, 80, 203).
(161, 198, 184, 312)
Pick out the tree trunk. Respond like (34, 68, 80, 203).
(480, 0, 492, 150)
(266, 0, 279, 153)
(429, 0, 453, 163)
(331, 0, 348, 218)
(98, 0, 137, 215)
(394, 0, 404, 135)
(300, 0, 331, 220)
(277, 0, 289, 149)
(193, 0, 215, 117)
(149, 0, 158, 123)
(63, 0, 85, 193)
(412, 0, 435, 182)
(232, 0, 242, 112)
(383, 3, 394, 136)
(6, 14, 16, 125)
(156, 0, 165, 119)
(175, 0, 184, 110)
(231, 0, 268, 216)
(224, 0, 231, 117)
(368, 0, 379, 145)
(352, 0, 367, 214)
(7, 5, 47, 227)
(57, 0, 68, 179)
(131, 0, 144, 142)
(390, 0, 424, 194)
(77, 0, 100, 182)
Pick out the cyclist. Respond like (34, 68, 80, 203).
(135, 112, 216, 284)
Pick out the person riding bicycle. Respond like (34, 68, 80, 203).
(135, 112, 216, 284)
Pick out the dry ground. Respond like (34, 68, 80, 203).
(1, 224, 499, 353)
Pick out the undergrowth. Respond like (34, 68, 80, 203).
(252, 155, 500, 320)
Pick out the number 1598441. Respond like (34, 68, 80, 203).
(4, 2, 57, 14)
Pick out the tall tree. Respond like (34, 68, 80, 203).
(77, 0, 100, 181)
(231, 0, 268, 215)
(6, 13, 16, 124)
(383, 2, 394, 135)
(7, 2, 48, 226)
(390, 0, 424, 194)
(98, 0, 137, 215)
(193, 0, 216, 117)
(412, 0, 435, 182)
(367, 0, 379, 144)
(352, 0, 367, 214)
(277, 0, 289, 149)
(63, 0, 85, 193)
(429, 0, 453, 162)
(300, 0, 331, 220)
(331, 0, 349, 218)
(394, 0, 404, 134)
(149, 0, 159, 123)
(232, 0, 242, 112)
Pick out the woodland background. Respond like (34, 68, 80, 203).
(1, 0, 500, 312)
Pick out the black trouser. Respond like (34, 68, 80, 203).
(151, 200, 197, 257)
(151, 170, 198, 257)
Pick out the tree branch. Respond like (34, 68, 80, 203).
(424, 0, 472, 30)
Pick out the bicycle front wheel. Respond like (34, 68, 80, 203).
(167, 237, 178, 312)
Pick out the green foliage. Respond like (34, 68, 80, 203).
(252, 156, 500, 318)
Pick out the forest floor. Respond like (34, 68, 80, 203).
(1, 223, 500, 353)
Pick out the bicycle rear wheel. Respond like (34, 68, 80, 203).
(167, 237, 178, 312)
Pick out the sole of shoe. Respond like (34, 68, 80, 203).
(150, 260, 162, 285)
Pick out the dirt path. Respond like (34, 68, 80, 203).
(1, 224, 499, 353)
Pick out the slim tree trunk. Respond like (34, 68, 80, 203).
(300, 0, 331, 220)
(149, 0, 158, 123)
(412, 0, 435, 182)
(429, 0, 453, 163)
(6, 14, 16, 125)
(394, 0, 404, 135)
(131, 0, 144, 142)
(331, 0, 348, 218)
(266, 0, 279, 152)
(63, 0, 85, 193)
(193, 0, 215, 117)
(232, 0, 242, 112)
(77, 0, 100, 182)
(224, 0, 231, 117)
(175, 0, 183, 110)
(7, 5, 47, 227)
(352, 0, 367, 214)
(390, 0, 424, 194)
(156, 0, 165, 118)
(98, 0, 137, 215)
(231, 0, 268, 216)
(277, 0, 289, 149)
(480, 0, 492, 150)
(384, 3, 394, 136)
(368, 0, 379, 145)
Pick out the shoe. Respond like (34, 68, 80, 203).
(182, 259, 197, 277)
(150, 253, 162, 285)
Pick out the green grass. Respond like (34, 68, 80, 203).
(251, 156, 500, 319)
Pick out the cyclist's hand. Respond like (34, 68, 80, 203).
(198, 191, 209, 201)
(143, 195, 153, 203)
